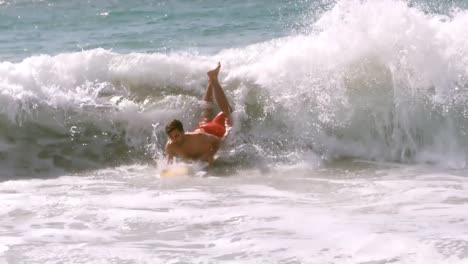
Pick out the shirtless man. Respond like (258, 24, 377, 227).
(165, 63, 232, 166)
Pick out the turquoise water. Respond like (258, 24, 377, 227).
(0, 0, 315, 61)
(2, 0, 466, 62)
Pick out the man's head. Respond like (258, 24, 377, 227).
(165, 119, 185, 145)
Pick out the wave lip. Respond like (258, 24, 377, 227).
(220, 0, 468, 167)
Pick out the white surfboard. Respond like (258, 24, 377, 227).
(160, 162, 209, 178)
(161, 164, 193, 177)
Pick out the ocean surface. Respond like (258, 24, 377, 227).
(1, 0, 468, 263)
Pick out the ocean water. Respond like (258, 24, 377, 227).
(1, 0, 468, 263)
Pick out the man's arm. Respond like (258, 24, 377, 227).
(165, 142, 175, 165)
(201, 134, 222, 166)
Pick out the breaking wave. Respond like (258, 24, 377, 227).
(1, 0, 468, 176)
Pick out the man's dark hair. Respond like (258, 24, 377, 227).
(165, 119, 184, 134)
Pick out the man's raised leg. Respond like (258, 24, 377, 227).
(199, 80, 214, 125)
(207, 62, 232, 118)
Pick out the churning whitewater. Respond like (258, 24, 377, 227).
(1, 0, 468, 176)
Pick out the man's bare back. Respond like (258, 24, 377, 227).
(164, 63, 232, 167)
(166, 131, 221, 165)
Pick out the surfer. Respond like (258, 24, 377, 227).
(165, 62, 232, 166)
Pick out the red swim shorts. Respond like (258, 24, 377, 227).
(196, 112, 228, 138)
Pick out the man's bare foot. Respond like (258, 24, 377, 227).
(207, 62, 221, 80)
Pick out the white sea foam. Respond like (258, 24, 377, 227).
(1, 164, 467, 263)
